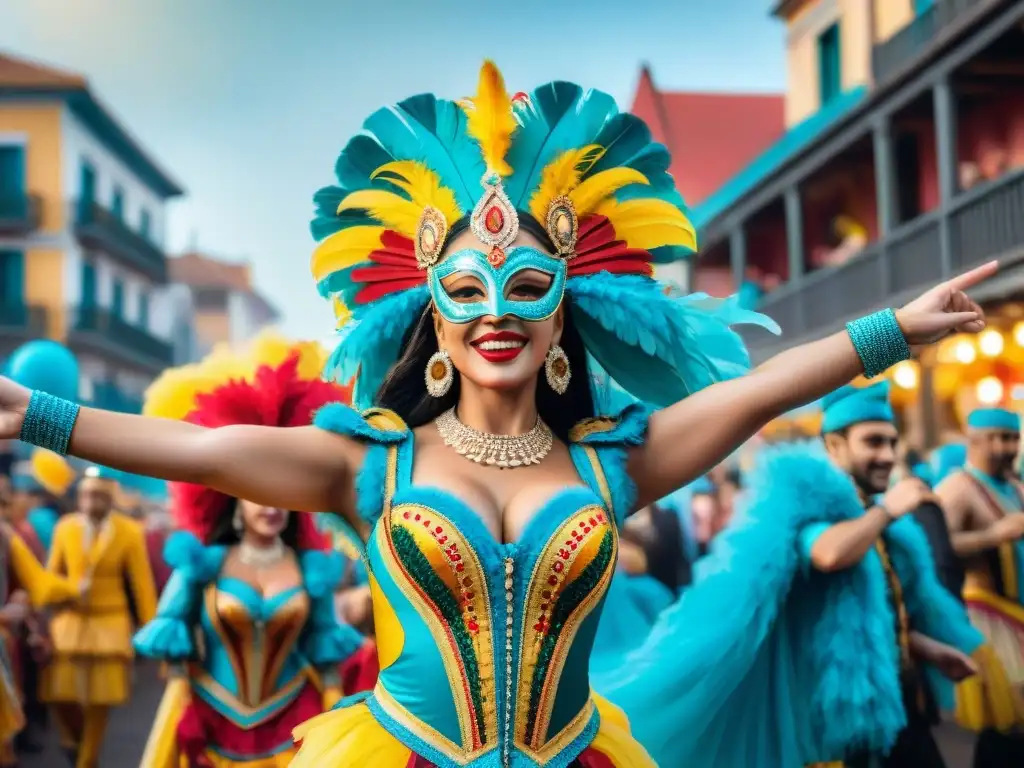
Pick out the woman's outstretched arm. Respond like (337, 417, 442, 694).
(629, 262, 995, 510)
(0, 385, 364, 518)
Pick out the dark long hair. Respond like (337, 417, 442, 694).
(374, 213, 596, 443)
(206, 501, 303, 551)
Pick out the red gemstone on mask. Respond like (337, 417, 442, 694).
(485, 206, 504, 233)
(487, 246, 506, 269)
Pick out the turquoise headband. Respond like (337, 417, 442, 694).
(428, 246, 567, 324)
(820, 381, 894, 434)
(967, 408, 1021, 432)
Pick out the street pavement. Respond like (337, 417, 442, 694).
(14, 660, 977, 767)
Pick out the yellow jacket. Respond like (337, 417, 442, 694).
(47, 512, 157, 625)
(3, 525, 77, 608)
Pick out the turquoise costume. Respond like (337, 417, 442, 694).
(133, 532, 363, 765)
(296, 402, 656, 767)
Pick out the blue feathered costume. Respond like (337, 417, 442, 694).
(594, 441, 982, 766)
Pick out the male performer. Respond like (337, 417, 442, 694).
(42, 466, 157, 768)
(808, 381, 978, 767)
(937, 407, 1024, 765)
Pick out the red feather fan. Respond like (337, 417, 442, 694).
(172, 353, 352, 550)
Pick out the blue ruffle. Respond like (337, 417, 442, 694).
(313, 403, 409, 444)
(300, 550, 344, 599)
(303, 621, 365, 667)
(133, 616, 194, 660)
(163, 531, 226, 584)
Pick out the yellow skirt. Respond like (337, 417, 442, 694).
(956, 587, 1024, 732)
(40, 609, 134, 706)
(292, 693, 655, 767)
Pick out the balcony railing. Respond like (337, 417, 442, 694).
(872, 0, 994, 85)
(74, 200, 168, 282)
(0, 303, 48, 334)
(744, 167, 1024, 359)
(70, 305, 173, 370)
(0, 194, 42, 234)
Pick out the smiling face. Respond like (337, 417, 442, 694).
(432, 228, 564, 392)
(237, 499, 289, 540)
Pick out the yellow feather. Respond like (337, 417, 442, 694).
(596, 198, 698, 251)
(371, 161, 462, 222)
(332, 296, 352, 330)
(528, 146, 605, 222)
(462, 60, 516, 177)
(569, 168, 649, 217)
(310, 226, 386, 282)
(337, 190, 421, 238)
(143, 333, 330, 420)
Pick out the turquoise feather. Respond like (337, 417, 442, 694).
(505, 82, 617, 208)
(363, 95, 484, 210)
(566, 274, 778, 406)
(324, 285, 431, 408)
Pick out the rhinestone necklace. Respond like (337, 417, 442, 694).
(238, 537, 286, 567)
(435, 407, 553, 468)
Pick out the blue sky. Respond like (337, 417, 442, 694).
(0, 0, 785, 342)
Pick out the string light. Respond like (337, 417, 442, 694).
(892, 361, 919, 390)
(1014, 321, 1024, 347)
(977, 376, 1004, 405)
(954, 338, 977, 364)
(978, 329, 1005, 357)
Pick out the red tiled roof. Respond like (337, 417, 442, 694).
(170, 252, 279, 320)
(170, 252, 253, 292)
(0, 51, 86, 88)
(630, 65, 785, 207)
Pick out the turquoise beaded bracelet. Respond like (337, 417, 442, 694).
(19, 390, 81, 456)
(846, 309, 912, 378)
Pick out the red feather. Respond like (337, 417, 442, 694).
(351, 230, 425, 305)
(172, 353, 352, 550)
(567, 215, 653, 277)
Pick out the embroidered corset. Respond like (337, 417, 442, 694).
(195, 579, 312, 725)
(314, 402, 649, 767)
(133, 536, 362, 729)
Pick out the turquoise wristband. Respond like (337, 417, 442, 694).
(846, 309, 911, 378)
(19, 390, 80, 456)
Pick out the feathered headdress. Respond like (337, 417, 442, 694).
(143, 332, 352, 548)
(312, 61, 778, 409)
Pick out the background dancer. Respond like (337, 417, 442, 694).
(937, 407, 1024, 765)
(134, 338, 364, 768)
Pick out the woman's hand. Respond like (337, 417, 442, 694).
(896, 261, 996, 347)
(0, 375, 31, 440)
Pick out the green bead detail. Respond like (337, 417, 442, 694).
(523, 530, 614, 745)
(390, 525, 487, 742)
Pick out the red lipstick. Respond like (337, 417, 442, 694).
(471, 331, 528, 364)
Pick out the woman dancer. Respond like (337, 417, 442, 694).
(134, 342, 364, 768)
(0, 61, 996, 766)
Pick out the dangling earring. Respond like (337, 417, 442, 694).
(232, 505, 244, 533)
(425, 349, 454, 397)
(545, 344, 571, 395)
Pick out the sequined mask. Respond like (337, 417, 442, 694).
(420, 171, 578, 324)
(428, 245, 567, 324)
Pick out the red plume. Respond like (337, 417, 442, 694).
(172, 353, 352, 550)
